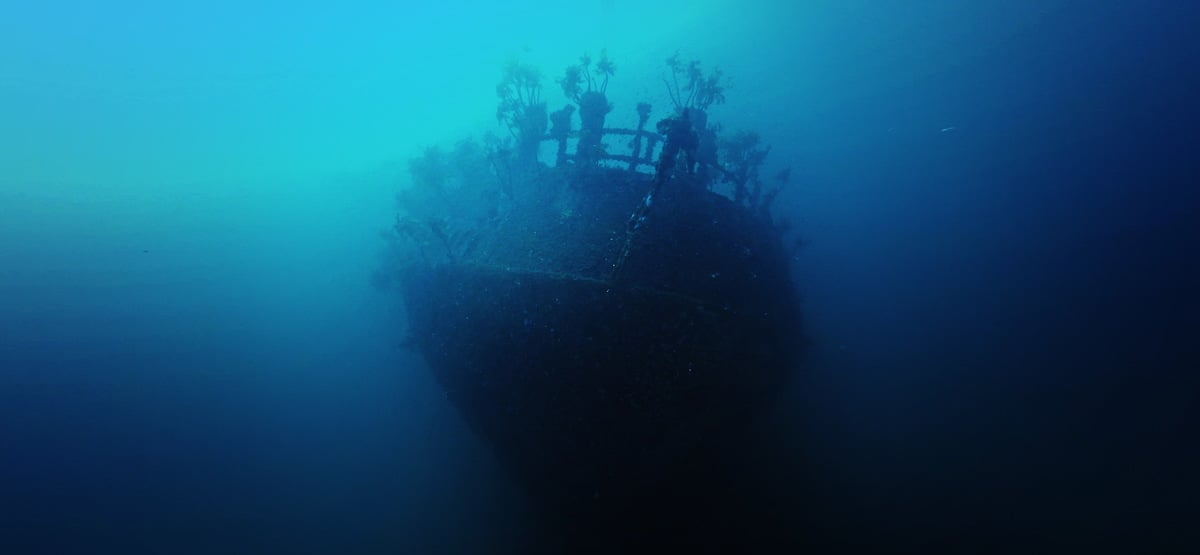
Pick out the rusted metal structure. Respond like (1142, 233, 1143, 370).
(398, 97, 802, 550)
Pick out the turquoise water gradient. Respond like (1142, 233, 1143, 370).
(2, 1, 1063, 189)
(3, 1, 1196, 552)
(2, 0, 736, 188)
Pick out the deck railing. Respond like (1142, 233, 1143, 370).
(534, 112, 666, 172)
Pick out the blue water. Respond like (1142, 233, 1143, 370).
(2, 1, 1197, 553)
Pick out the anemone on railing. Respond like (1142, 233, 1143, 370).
(488, 52, 788, 213)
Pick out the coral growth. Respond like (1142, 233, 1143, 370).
(559, 50, 616, 166)
(496, 59, 548, 164)
(376, 51, 799, 289)
(386, 139, 506, 269)
(663, 52, 726, 112)
(717, 131, 790, 216)
(558, 49, 615, 102)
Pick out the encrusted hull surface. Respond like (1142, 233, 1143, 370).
(400, 168, 801, 547)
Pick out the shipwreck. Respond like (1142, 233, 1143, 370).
(382, 51, 804, 550)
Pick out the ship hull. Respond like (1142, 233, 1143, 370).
(399, 169, 802, 547)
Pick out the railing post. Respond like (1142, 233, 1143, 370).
(627, 102, 652, 171)
(577, 91, 611, 166)
(549, 105, 575, 167)
(516, 105, 547, 168)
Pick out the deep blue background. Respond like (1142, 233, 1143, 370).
(2, 1, 1197, 553)
(778, 3, 1199, 551)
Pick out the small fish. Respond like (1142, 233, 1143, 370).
(940, 126, 957, 133)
